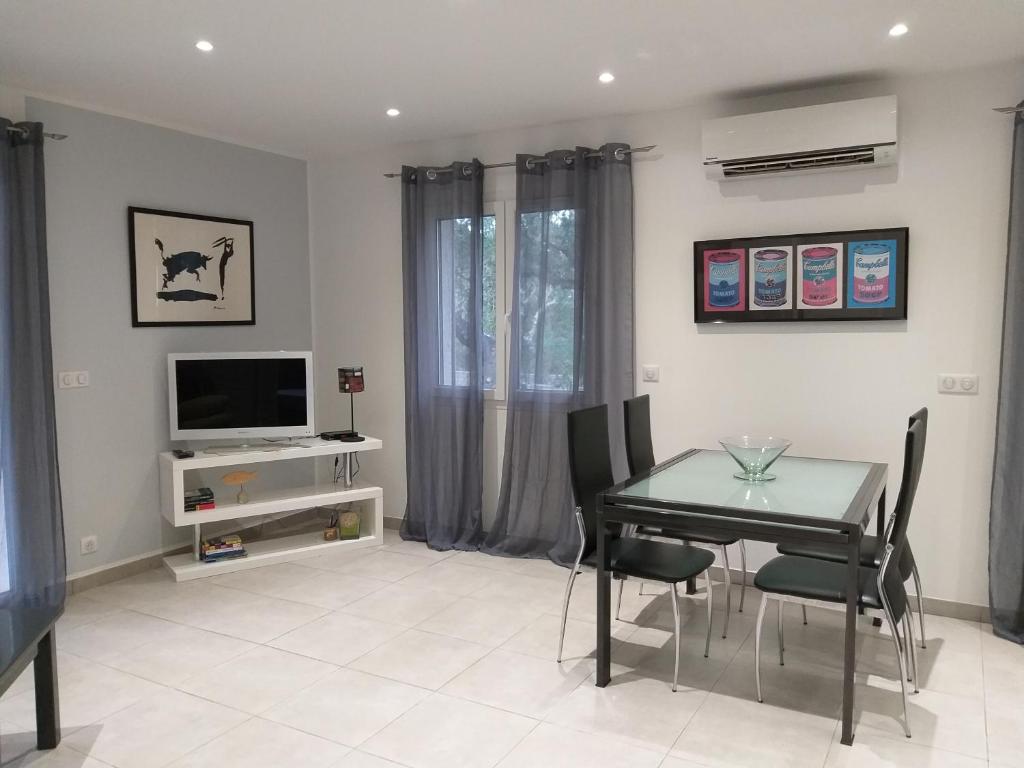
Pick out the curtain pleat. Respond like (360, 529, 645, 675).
(400, 161, 485, 550)
(484, 144, 634, 563)
(990, 101, 1024, 643)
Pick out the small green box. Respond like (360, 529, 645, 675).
(338, 511, 360, 540)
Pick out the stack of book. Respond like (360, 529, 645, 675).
(201, 535, 246, 562)
(185, 487, 216, 512)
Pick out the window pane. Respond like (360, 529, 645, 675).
(437, 215, 496, 389)
(517, 209, 576, 392)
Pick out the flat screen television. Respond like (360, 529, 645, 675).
(168, 351, 315, 441)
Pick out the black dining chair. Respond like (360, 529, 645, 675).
(752, 418, 926, 738)
(775, 407, 929, 649)
(559, 403, 717, 691)
(622, 394, 747, 638)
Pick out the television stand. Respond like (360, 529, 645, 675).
(159, 436, 383, 581)
(202, 443, 291, 455)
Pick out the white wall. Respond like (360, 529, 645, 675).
(310, 63, 1023, 609)
(0, 84, 25, 120)
(26, 99, 312, 576)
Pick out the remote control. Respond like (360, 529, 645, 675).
(172, 449, 194, 459)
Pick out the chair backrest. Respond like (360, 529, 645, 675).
(567, 403, 617, 559)
(624, 395, 656, 477)
(908, 406, 928, 436)
(887, 419, 927, 566)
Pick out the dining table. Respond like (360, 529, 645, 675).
(596, 447, 887, 746)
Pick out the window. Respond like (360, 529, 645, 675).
(516, 209, 578, 392)
(436, 202, 508, 399)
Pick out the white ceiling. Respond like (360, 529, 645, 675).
(1, 0, 1022, 158)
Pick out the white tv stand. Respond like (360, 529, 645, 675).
(159, 437, 383, 581)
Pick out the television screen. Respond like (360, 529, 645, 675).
(169, 353, 314, 440)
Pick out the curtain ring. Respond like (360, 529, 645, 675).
(614, 147, 626, 161)
(565, 156, 574, 166)
(426, 169, 437, 181)
(525, 158, 536, 170)
(462, 165, 473, 177)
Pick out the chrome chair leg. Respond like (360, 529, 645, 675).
(703, 569, 714, 658)
(904, 611, 919, 693)
(738, 540, 747, 613)
(615, 577, 624, 621)
(884, 613, 912, 737)
(671, 582, 681, 692)
(801, 605, 808, 625)
(557, 566, 579, 663)
(911, 561, 927, 649)
(777, 600, 785, 666)
(754, 593, 768, 702)
(721, 545, 732, 638)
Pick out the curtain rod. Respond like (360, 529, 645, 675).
(993, 106, 1024, 114)
(383, 144, 656, 178)
(4, 125, 68, 140)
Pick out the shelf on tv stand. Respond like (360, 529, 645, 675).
(158, 436, 383, 581)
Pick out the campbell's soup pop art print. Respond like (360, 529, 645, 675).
(703, 248, 745, 312)
(796, 243, 844, 310)
(847, 238, 898, 309)
(749, 247, 792, 310)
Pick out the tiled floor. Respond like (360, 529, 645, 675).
(2, 530, 1021, 767)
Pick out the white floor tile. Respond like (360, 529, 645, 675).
(2, 652, 93, 700)
(0, 733, 113, 768)
(442, 649, 590, 718)
(822, 729, 987, 767)
(379, 539, 457, 562)
(341, 583, 460, 627)
(546, 672, 707, 753)
(268, 612, 406, 666)
(58, 611, 183, 663)
(0, 663, 164, 734)
(264, 668, 429, 747)
(500, 613, 634, 664)
(209, 562, 324, 595)
(178, 646, 336, 714)
(496, 722, 663, 768)
(349, 630, 491, 690)
(417, 597, 541, 647)
(669, 692, 837, 768)
(56, 595, 123, 633)
(258, 573, 391, 610)
(103, 624, 256, 686)
(361, 693, 537, 768)
(168, 716, 351, 768)
(447, 551, 527, 574)
(331, 552, 434, 582)
(399, 561, 498, 597)
(334, 753, 408, 768)
(64, 688, 248, 768)
(80, 569, 211, 611)
(471, 574, 565, 614)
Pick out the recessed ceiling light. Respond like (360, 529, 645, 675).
(888, 23, 908, 37)
(598, 72, 615, 84)
(386, 108, 401, 117)
(195, 40, 214, 52)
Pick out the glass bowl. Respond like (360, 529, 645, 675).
(719, 436, 792, 481)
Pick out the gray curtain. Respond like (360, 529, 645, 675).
(0, 120, 65, 654)
(400, 160, 486, 550)
(990, 101, 1024, 643)
(484, 144, 634, 563)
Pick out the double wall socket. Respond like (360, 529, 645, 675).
(58, 371, 90, 389)
(937, 374, 979, 395)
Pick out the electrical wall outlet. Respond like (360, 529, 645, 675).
(641, 364, 660, 383)
(80, 535, 99, 555)
(58, 370, 90, 389)
(937, 373, 979, 395)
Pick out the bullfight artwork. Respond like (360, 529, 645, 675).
(129, 207, 254, 326)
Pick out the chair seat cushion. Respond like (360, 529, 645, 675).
(776, 536, 881, 567)
(754, 556, 906, 618)
(636, 525, 738, 547)
(610, 538, 715, 583)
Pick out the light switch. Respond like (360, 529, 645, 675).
(642, 364, 660, 383)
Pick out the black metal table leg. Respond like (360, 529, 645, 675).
(33, 629, 60, 750)
(596, 507, 611, 687)
(841, 525, 861, 746)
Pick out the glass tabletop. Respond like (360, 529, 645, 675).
(614, 449, 880, 523)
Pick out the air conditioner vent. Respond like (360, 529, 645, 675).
(721, 147, 878, 178)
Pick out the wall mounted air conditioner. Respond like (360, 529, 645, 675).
(702, 96, 898, 181)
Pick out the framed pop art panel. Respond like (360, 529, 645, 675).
(693, 227, 908, 323)
(128, 207, 255, 327)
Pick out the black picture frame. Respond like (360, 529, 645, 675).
(128, 206, 255, 327)
(694, 227, 908, 323)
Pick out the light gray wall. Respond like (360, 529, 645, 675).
(27, 99, 312, 576)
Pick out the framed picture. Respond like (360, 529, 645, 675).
(694, 227, 908, 323)
(128, 207, 254, 326)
